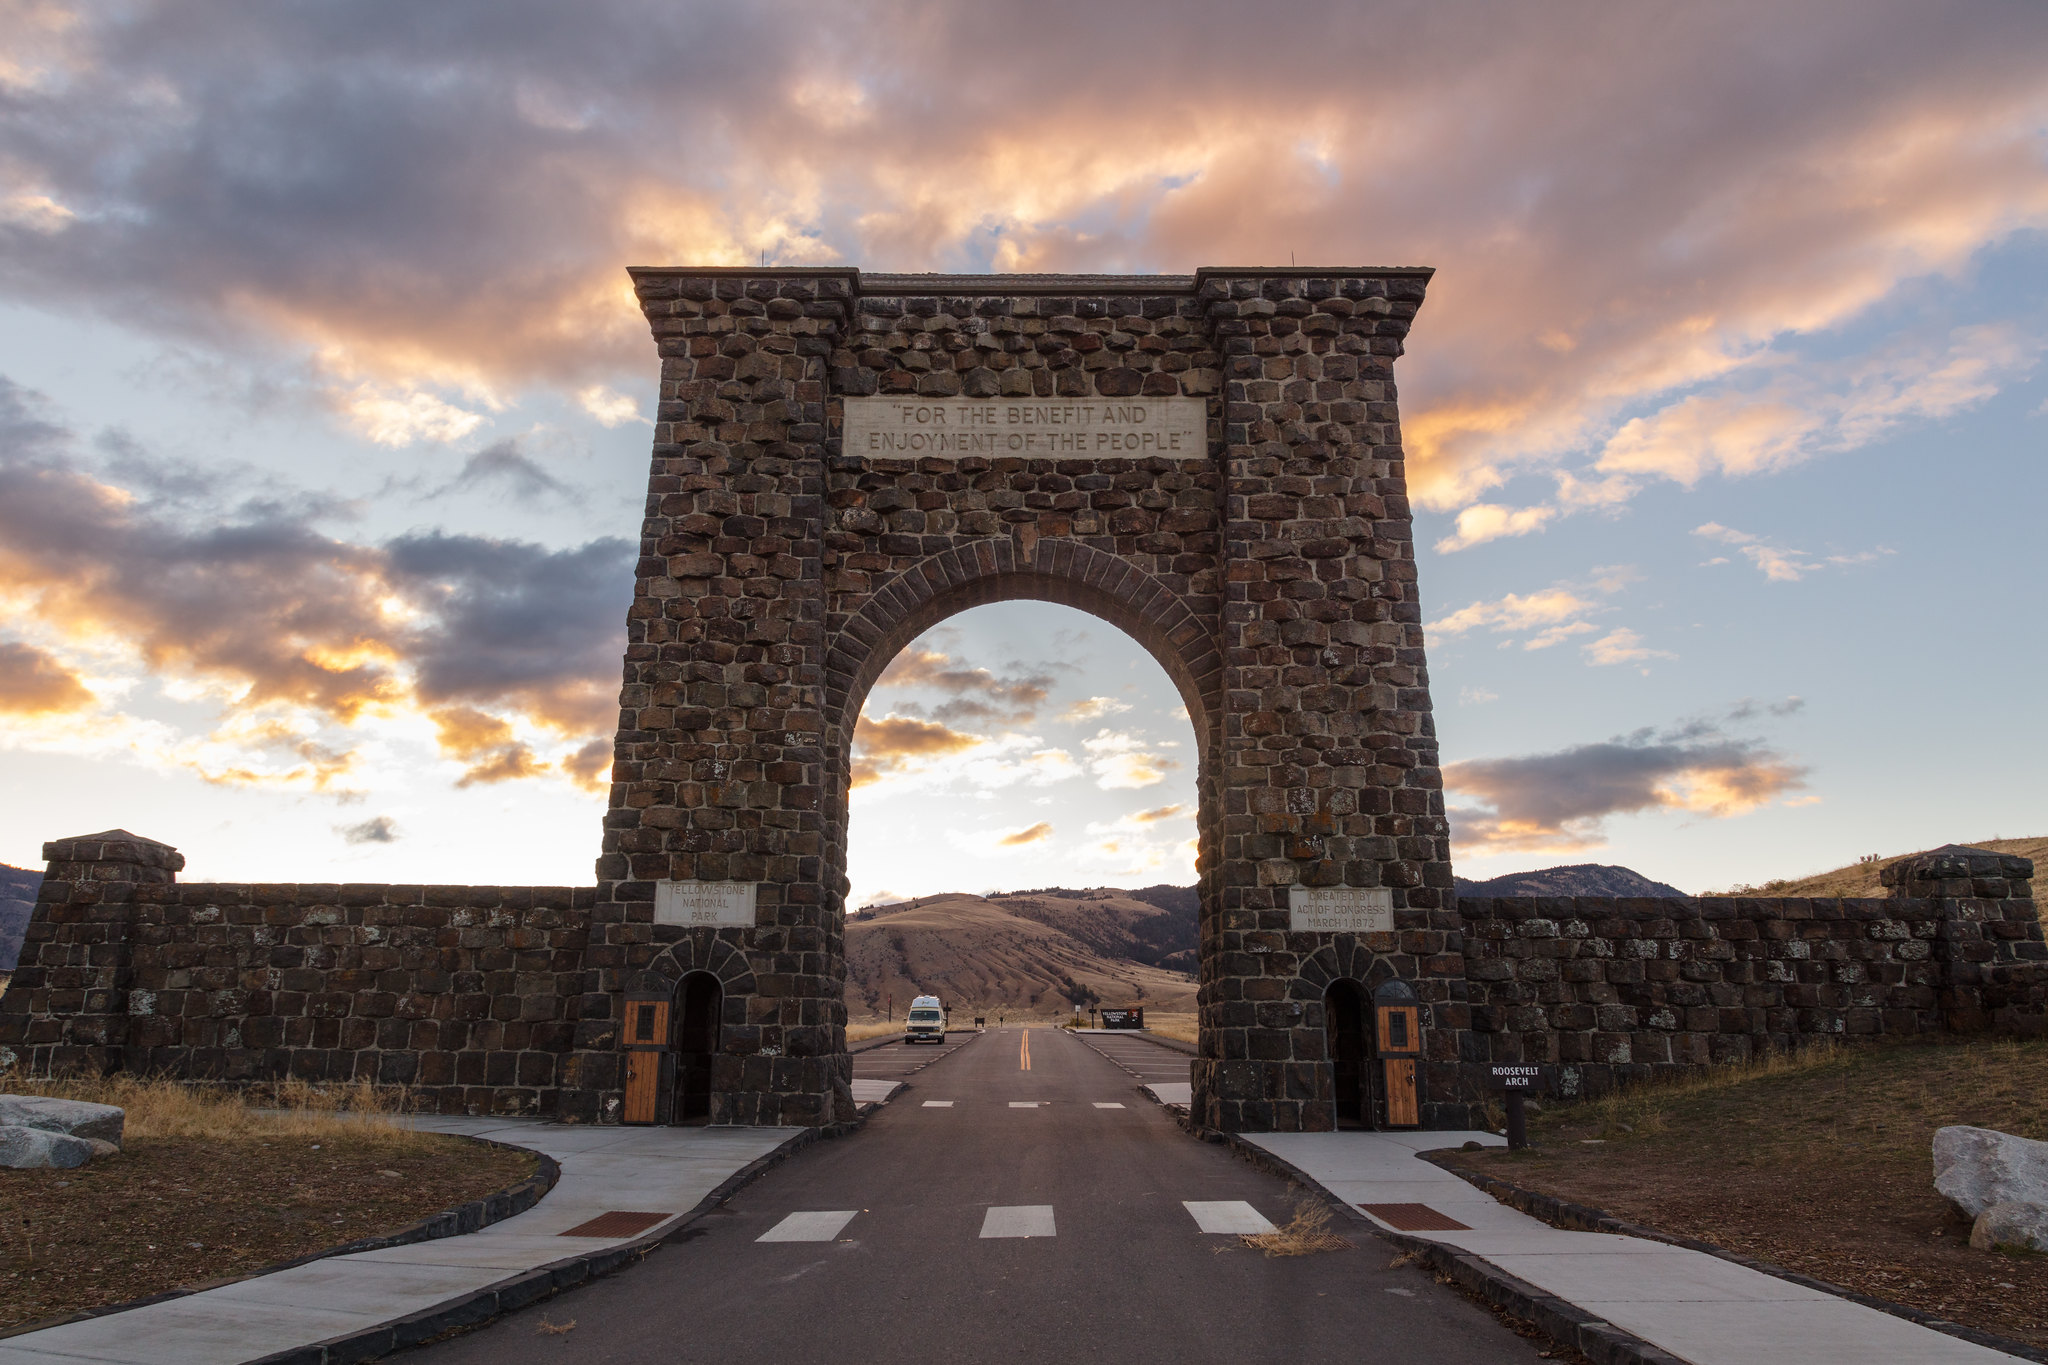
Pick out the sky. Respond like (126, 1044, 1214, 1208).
(0, 0, 2043, 898)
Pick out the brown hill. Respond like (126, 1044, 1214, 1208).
(987, 886, 1197, 973)
(845, 891, 1197, 1022)
(1703, 837, 2048, 898)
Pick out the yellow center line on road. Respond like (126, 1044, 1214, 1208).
(1020, 1029, 1031, 1071)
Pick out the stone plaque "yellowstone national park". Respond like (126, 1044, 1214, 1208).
(654, 880, 758, 928)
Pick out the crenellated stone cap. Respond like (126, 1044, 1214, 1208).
(41, 830, 186, 874)
(1881, 844, 2033, 899)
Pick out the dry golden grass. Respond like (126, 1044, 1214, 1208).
(1242, 1198, 1352, 1256)
(844, 1021, 904, 1042)
(1, 1074, 437, 1153)
(1444, 1036, 2048, 1346)
(1702, 835, 2047, 899)
(1143, 1011, 1198, 1044)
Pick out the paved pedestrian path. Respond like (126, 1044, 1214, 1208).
(1250, 1131, 2028, 1365)
(0, 1119, 801, 1365)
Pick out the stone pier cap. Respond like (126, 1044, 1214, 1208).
(42, 829, 185, 876)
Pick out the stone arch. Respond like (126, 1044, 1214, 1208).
(628, 934, 757, 998)
(821, 539, 1224, 923)
(1295, 941, 1399, 1002)
(824, 538, 1223, 755)
(1296, 943, 1402, 1129)
(587, 266, 1455, 1135)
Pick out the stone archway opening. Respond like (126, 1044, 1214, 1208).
(1323, 979, 1371, 1128)
(841, 600, 1206, 1031)
(672, 970, 722, 1124)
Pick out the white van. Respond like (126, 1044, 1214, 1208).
(906, 995, 945, 1044)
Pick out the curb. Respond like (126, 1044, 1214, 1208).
(250, 1124, 833, 1365)
(248, 1055, 942, 1364)
(1217, 1133, 1689, 1365)
(0, 1134, 560, 1343)
(1426, 1153, 2048, 1365)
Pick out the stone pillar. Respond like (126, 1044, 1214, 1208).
(564, 270, 855, 1127)
(0, 829, 183, 1076)
(1883, 844, 2044, 1033)
(1194, 270, 1458, 1133)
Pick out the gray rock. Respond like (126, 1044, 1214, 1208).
(1971, 1201, 2048, 1253)
(1934, 1125, 2048, 1220)
(0, 1095, 124, 1146)
(0, 1124, 94, 1169)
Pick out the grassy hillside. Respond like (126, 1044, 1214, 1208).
(988, 886, 1196, 973)
(844, 891, 1196, 1022)
(1704, 836, 2048, 899)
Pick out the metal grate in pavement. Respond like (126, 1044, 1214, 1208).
(1358, 1203, 1471, 1232)
(557, 1210, 673, 1238)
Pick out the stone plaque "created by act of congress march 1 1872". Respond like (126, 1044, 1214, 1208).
(653, 880, 758, 928)
(841, 396, 1205, 458)
(1288, 886, 1395, 934)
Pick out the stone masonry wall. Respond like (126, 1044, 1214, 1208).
(0, 836, 2038, 1124)
(1440, 847, 2044, 1104)
(0, 832, 590, 1117)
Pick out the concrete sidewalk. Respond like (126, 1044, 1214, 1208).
(1248, 1131, 2028, 1365)
(0, 1119, 803, 1365)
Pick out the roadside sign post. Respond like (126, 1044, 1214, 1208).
(1489, 1066, 1542, 1150)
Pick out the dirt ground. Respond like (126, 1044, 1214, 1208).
(0, 1130, 533, 1331)
(1439, 1038, 2048, 1348)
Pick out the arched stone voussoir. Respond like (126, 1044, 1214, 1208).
(825, 540, 1222, 746)
(1294, 941, 1398, 999)
(640, 934, 757, 993)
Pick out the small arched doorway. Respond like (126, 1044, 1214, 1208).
(672, 971, 722, 1125)
(1324, 979, 1371, 1128)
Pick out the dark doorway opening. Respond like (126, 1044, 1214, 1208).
(672, 971, 721, 1125)
(1324, 979, 1370, 1128)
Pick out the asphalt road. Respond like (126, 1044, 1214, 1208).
(1071, 1028, 1196, 1088)
(408, 1027, 1542, 1365)
(848, 1029, 981, 1081)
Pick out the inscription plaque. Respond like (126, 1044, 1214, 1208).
(654, 880, 758, 928)
(842, 396, 1205, 458)
(1288, 885, 1395, 933)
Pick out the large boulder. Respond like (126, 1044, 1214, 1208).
(0, 1124, 95, 1169)
(1933, 1125, 2048, 1219)
(1971, 1202, 2048, 1254)
(0, 1095, 124, 1146)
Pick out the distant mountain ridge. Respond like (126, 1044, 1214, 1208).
(0, 861, 42, 972)
(1454, 864, 1687, 898)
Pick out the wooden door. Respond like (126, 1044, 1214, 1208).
(621, 997, 671, 1125)
(1375, 1004, 1420, 1056)
(1382, 1059, 1419, 1127)
(1372, 988, 1423, 1131)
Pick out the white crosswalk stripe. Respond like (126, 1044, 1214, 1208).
(1008, 1101, 1040, 1108)
(922, 1100, 954, 1107)
(1182, 1201, 1276, 1234)
(980, 1205, 1056, 1238)
(1092, 1102, 1125, 1109)
(756, 1210, 859, 1242)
